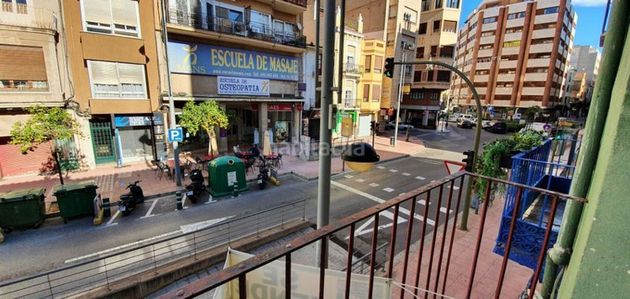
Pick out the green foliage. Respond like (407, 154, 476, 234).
(179, 100, 229, 136)
(506, 120, 526, 132)
(524, 105, 542, 121)
(10, 106, 80, 153)
(512, 129, 543, 151)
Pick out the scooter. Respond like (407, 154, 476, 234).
(118, 180, 144, 216)
(185, 168, 205, 203)
(257, 157, 270, 190)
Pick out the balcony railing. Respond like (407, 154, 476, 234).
(283, 0, 307, 7)
(160, 172, 586, 299)
(343, 63, 363, 74)
(168, 10, 306, 48)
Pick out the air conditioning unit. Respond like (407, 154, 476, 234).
(233, 23, 247, 35)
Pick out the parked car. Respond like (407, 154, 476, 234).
(385, 121, 414, 130)
(457, 119, 474, 129)
(448, 113, 461, 122)
(457, 114, 476, 123)
(484, 121, 508, 134)
(481, 120, 494, 128)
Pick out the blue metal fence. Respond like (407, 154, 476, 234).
(494, 136, 579, 269)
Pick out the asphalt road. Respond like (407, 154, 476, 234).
(0, 126, 505, 284)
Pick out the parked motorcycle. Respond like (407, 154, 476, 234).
(185, 168, 205, 203)
(257, 157, 270, 190)
(118, 180, 144, 216)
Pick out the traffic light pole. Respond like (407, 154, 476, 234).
(393, 52, 406, 147)
(393, 60, 482, 230)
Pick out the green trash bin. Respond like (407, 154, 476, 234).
(52, 180, 98, 223)
(208, 156, 248, 197)
(0, 188, 46, 231)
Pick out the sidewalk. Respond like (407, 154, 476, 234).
(0, 136, 424, 215)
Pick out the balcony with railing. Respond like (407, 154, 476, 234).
(343, 63, 363, 75)
(157, 171, 585, 299)
(167, 10, 306, 50)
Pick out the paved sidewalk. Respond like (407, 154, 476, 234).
(0, 136, 424, 215)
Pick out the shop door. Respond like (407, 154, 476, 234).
(358, 115, 371, 137)
(90, 121, 115, 164)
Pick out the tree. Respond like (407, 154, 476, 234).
(524, 105, 542, 121)
(178, 100, 229, 155)
(10, 106, 80, 185)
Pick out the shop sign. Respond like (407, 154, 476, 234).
(168, 40, 299, 81)
(251, 103, 302, 111)
(114, 114, 162, 127)
(217, 77, 269, 96)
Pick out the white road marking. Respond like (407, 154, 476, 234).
(369, 183, 380, 187)
(344, 175, 354, 179)
(417, 199, 453, 214)
(377, 166, 385, 169)
(352, 214, 407, 238)
(356, 178, 365, 183)
(416, 176, 426, 180)
(141, 198, 159, 219)
(106, 210, 120, 226)
(383, 187, 395, 192)
(399, 192, 406, 196)
(402, 172, 411, 176)
(389, 169, 399, 173)
(331, 181, 434, 225)
(66, 216, 233, 264)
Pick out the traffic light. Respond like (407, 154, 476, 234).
(462, 150, 475, 172)
(370, 120, 376, 131)
(384, 57, 395, 78)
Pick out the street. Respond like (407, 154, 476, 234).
(0, 126, 506, 281)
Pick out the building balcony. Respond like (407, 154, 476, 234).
(522, 86, 545, 95)
(343, 63, 363, 75)
(506, 18, 525, 28)
(527, 57, 551, 68)
(495, 87, 513, 95)
(504, 32, 522, 41)
(359, 100, 380, 112)
(532, 28, 556, 39)
(167, 10, 306, 52)
(499, 59, 518, 69)
(525, 72, 548, 82)
(535, 13, 558, 25)
(497, 73, 515, 82)
(478, 49, 493, 58)
(480, 35, 495, 45)
(475, 74, 489, 82)
(476, 62, 491, 70)
(0, 7, 57, 31)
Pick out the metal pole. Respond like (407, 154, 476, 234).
(160, 0, 182, 187)
(337, 0, 346, 106)
(317, 0, 336, 229)
(393, 50, 406, 146)
(541, 3, 629, 298)
(315, 0, 320, 108)
(393, 60, 482, 229)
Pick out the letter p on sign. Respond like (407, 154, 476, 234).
(168, 128, 184, 143)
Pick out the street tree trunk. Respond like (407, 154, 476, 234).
(50, 144, 64, 185)
(206, 127, 219, 155)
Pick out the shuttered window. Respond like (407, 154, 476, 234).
(88, 61, 147, 99)
(372, 85, 381, 102)
(82, 0, 140, 37)
(0, 45, 48, 91)
(363, 84, 370, 102)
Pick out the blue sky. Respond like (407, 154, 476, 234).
(460, 0, 609, 48)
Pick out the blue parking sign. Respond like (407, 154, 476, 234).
(167, 128, 184, 142)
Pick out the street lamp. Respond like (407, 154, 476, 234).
(342, 142, 380, 172)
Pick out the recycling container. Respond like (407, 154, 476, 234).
(0, 188, 46, 230)
(52, 180, 98, 223)
(208, 156, 248, 197)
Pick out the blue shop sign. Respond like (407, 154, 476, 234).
(114, 114, 163, 127)
(167, 40, 299, 81)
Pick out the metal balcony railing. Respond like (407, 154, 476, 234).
(159, 172, 586, 299)
(168, 10, 306, 48)
(283, 0, 307, 7)
(343, 63, 363, 74)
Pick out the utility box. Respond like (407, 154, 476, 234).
(52, 181, 98, 223)
(0, 188, 46, 231)
(208, 156, 248, 197)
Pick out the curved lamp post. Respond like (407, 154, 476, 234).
(347, 60, 482, 230)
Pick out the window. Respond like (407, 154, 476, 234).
(414, 71, 422, 82)
(249, 10, 271, 34)
(427, 70, 435, 81)
(0, 45, 48, 91)
(543, 7, 559, 14)
(374, 56, 383, 73)
(503, 40, 521, 48)
(440, 46, 454, 58)
(82, 0, 140, 37)
(482, 17, 497, 24)
(411, 90, 424, 100)
(507, 12, 526, 20)
(2, 0, 12, 13)
(443, 20, 457, 32)
(437, 70, 450, 82)
(435, 0, 442, 9)
(481, 31, 494, 37)
(446, 0, 459, 9)
(273, 19, 296, 42)
(421, 0, 430, 11)
(416, 47, 425, 59)
(433, 20, 440, 32)
(88, 61, 147, 99)
(372, 85, 381, 102)
(506, 27, 523, 34)
(364, 55, 371, 72)
(419, 22, 427, 34)
(363, 84, 370, 102)
(430, 46, 438, 57)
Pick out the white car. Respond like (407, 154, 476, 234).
(385, 121, 414, 130)
(448, 113, 461, 122)
(457, 114, 476, 123)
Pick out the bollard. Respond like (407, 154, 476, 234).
(176, 190, 183, 210)
(232, 182, 239, 198)
(102, 197, 111, 217)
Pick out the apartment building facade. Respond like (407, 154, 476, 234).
(62, 0, 164, 168)
(0, 0, 71, 177)
(566, 45, 600, 103)
(346, 0, 420, 125)
(403, 0, 461, 128)
(451, 0, 576, 110)
(163, 0, 307, 152)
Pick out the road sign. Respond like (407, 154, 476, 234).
(444, 160, 466, 175)
(167, 128, 183, 142)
